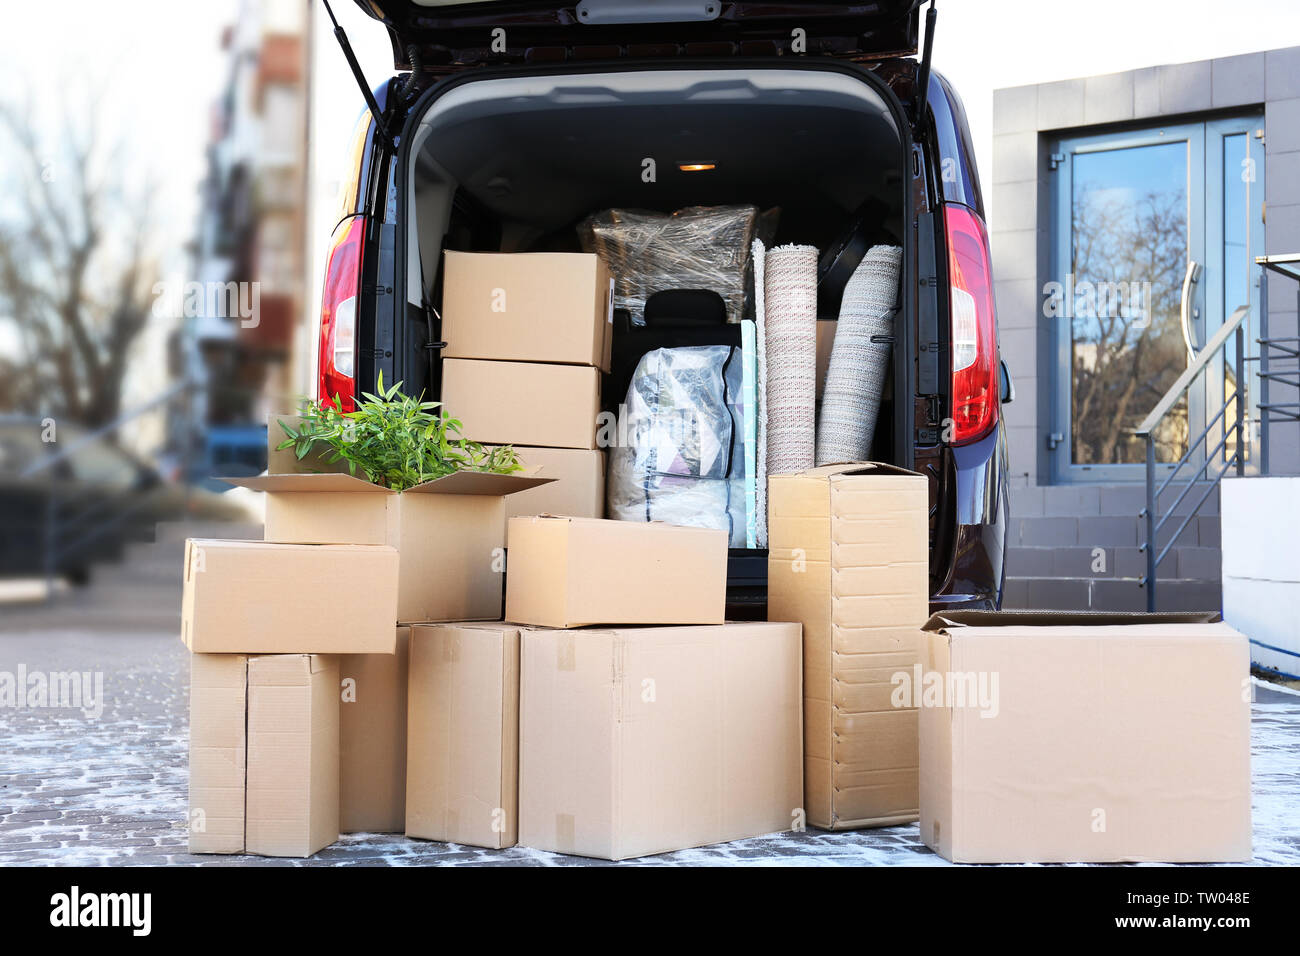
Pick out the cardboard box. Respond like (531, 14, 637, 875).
(767, 463, 930, 830)
(503, 446, 605, 527)
(406, 622, 520, 849)
(815, 319, 836, 401)
(188, 653, 248, 854)
(518, 622, 803, 860)
(180, 539, 399, 654)
(225, 470, 550, 625)
(441, 251, 613, 370)
(505, 516, 727, 628)
(919, 610, 1253, 864)
(339, 627, 409, 833)
(246, 654, 340, 857)
(441, 359, 601, 450)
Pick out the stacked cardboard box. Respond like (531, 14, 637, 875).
(401, 517, 802, 859)
(440, 252, 611, 521)
(767, 463, 930, 830)
(183, 428, 550, 857)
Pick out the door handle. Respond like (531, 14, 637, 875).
(1180, 260, 1202, 360)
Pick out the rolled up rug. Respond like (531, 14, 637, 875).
(816, 244, 902, 465)
(752, 238, 769, 546)
(763, 243, 819, 477)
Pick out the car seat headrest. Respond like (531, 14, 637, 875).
(643, 289, 728, 327)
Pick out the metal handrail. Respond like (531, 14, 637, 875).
(1135, 306, 1249, 439)
(1134, 305, 1249, 611)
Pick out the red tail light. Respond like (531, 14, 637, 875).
(317, 215, 365, 411)
(944, 204, 999, 445)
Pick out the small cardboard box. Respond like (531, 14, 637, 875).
(441, 359, 602, 450)
(188, 653, 248, 854)
(225, 471, 550, 625)
(189, 653, 340, 858)
(246, 654, 340, 858)
(406, 622, 520, 849)
(441, 251, 613, 370)
(919, 610, 1253, 864)
(180, 539, 399, 654)
(767, 463, 930, 829)
(518, 622, 803, 860)
(505, 516, 727, 628)
(339, 627, 409, 833)
(503, 446, 605, 527)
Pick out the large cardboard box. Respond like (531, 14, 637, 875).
(505, 516, 727, 628)
(339, 627, 409, 833)
(441, 359, 601, 450)
(225, 471, 549, 625)
(503, 446, 605, 527)
(188, 653, 248, 854)
(406, 622, 520, 849)
(180, 539, 399, 654)
(919, 611, 1253, 864)
(519, 622, 803, 860)
(189, 653, 341, 858)
(767, 463, 930, 830)
(246, 654, 340, 858)
(442, 251, 613, 370)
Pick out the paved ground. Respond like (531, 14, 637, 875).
(1, 626, 1297, 866)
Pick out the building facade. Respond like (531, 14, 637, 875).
(992, 46, 1300, 611)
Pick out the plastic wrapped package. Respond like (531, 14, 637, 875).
(580, 206, 772, 326)
(607, 346, 747, 547)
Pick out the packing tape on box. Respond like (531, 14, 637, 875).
(443, 632, 460, 663)
(556, 634, 575, 672)
(555, 813, 575, 853)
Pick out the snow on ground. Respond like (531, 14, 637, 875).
(0, 629, 1296, 866)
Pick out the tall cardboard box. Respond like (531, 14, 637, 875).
(441, 359, 601, 450)
(919, 611, 1253, 863)
(181, 539, 399, 654)
(188, 653, 248, 854)
(339, 627, 409, 833)
(502, 446, 605, 527)
(441, 251, 613, 370)
(767, 463, 930, 830)
(406, 623, 520, 849)
(506, 516, 727, 628)
(225, 470, 550, 624)
(245, 654, 340, 858)
(519, 622, 803, 860)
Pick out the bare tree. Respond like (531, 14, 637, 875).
(0, 100, 156, 430)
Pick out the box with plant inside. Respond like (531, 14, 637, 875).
(224, 378, 553, 625)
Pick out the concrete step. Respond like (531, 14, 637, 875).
(1003, 576, 1221, 613)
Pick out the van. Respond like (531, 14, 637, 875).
(315, 0, 1009, 612)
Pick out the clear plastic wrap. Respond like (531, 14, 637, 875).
(607, 345, 747, 547)
(580, 205, 766, 326)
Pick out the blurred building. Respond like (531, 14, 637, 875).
(178, 0, 312, 479)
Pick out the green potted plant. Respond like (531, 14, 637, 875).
(276, 375, 521, 491)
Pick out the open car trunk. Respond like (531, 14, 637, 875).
(397, 63, 912, 610)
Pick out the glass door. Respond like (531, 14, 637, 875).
(1050, 122, 1205, 483)
(1050, 115, 1266, 483)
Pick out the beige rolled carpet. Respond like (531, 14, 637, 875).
(816, 244, 902, 465)
(763, 244, 819, 476)
(752, 239, 769, 546)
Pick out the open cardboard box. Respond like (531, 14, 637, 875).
(225, 469, 552, 625)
